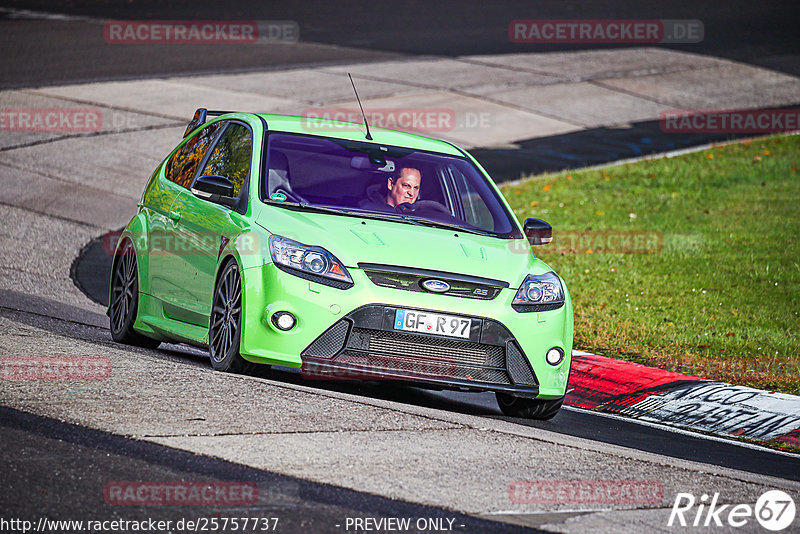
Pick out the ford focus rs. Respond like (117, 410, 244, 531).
(109, 108, 573, 419)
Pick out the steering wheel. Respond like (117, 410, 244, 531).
(405, 200, 450, 214)
(394, 202, 417, 213)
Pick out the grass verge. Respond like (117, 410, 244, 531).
(500, 133, 800, 395)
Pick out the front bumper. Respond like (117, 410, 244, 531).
(300, 305, 540, 396)
(238, 263, 572, 398)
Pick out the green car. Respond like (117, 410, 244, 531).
(109, 109, 573, 419)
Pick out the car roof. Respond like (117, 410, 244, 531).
(252, 113, 465, 157)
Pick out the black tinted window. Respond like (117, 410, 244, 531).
(200, 123, 252, 197)
(264, 134, 516, 236)
(165, 121, 223, 188)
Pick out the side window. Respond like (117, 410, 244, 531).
(199, 123, 252, 197)
(165, 121, 223, 188)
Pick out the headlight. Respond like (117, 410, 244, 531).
(269, 235, 353, 289)
(512, 272, 564, 311)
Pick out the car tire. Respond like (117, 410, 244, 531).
(495, 392, 564, 420)
(109, 239, 161, 349)
(209, 259, 256, 374)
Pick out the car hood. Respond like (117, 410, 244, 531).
(254, 204, 544, 285)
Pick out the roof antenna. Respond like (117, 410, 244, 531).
(348, 73, 372, 140)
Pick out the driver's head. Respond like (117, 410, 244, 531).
(386, 168, 421, 207)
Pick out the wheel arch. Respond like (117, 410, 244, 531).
(214, 253, 242, 289)
(212, 229, 267, 313)
(107, 215, 149, 316)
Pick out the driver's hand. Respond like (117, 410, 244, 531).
(394, 202, 415, 213)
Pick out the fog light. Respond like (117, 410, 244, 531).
(271, 311, 296, 331)
(546, 347, 564, 366)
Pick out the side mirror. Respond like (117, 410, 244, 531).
(191, 175, 238, 208)
(523, 218, 552, 246)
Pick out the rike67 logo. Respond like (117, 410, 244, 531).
(668, 490, 796, 531)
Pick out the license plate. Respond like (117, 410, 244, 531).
(393, 309, 471, 339)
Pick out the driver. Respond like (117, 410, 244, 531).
(359, 167, 422, 210)
(385, 167, 421, 207)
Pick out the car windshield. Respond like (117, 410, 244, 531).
(262, 133, 518, 237)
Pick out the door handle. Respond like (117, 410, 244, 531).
(169, 209, 181, 222)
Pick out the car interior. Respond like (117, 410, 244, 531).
(262, 133, 512, 235)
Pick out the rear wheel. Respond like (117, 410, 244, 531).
(495, 392, 564, 420)
(109, 240, 161, 349)
(209, 260, 255, 374)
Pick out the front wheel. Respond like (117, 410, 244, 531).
(496, 392, 564, 420)
(209, 260, 255, 374)
(109, 240, 161, 349)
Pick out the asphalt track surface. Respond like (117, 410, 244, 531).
(256, 368, 800, 483)
(1, 0, 799, 88)
(1, 294, 798, 534)
(1, 405, 537, 533)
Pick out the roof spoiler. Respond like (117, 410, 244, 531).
(183, 108, 239, 138)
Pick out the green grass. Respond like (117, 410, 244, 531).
(500, 134, 800, 395)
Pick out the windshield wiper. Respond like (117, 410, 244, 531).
(349, 210, 428, 227)
(267, 200, 347, 216)
(402, 216, 495, 236)
(267, 201, 429, 227)
(267, 201, 495, 235)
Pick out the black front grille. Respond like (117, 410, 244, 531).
(301, 305, 538, 389)
(349, 327, 505, 368)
